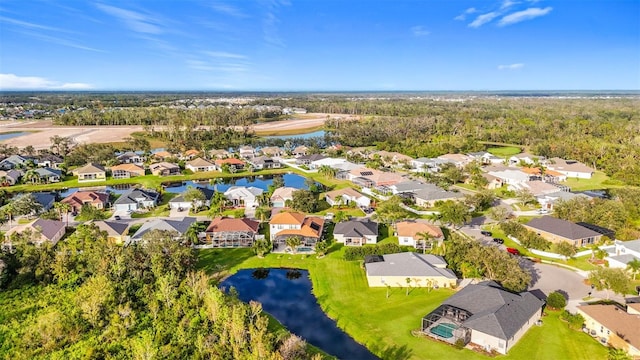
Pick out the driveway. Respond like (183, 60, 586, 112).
(169, 206, 190, 218)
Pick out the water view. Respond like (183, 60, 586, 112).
(0, 132, 29, 141)
(221, 268, 379, 360)
(262, 130, 325, 140)
(161, 173, 309, 193)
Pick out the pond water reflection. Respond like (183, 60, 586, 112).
(221, 268, 379, 360)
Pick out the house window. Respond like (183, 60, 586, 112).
(498, 341, 505, 349)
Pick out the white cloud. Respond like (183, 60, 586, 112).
(0, 74, 93, 90)
(0, 16, 65, 32)
(262, 0, 290, 47)
(209, 2, 248, 18)
(500, 0, 519, 10)
(204, 51, 247, 59)
(454, 7, 477, 21)
(498, 7, 553, 26)
(186, 60, 215, 71)
(468, 12, 500, 28)
(498, 63, 524, 70)
(411, 25, 430, 37)
(95, 3, 163, 34)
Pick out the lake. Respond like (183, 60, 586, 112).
(0, 132, 29, 141)
(161, 173, 309, 193)
(262, 130, 325, 140)
(221, 268, 379, 360)
(57, 184, 140, 198)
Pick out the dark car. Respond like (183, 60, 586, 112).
(506, 247, 520, 255)
(493, 238, 504, 244)
(480, 230, 492, 236)
(114, 215, 121, 220)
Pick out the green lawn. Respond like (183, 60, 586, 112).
(487, 146, 522, 157)
(196, 246, 607, 360)
(130, 193, 177, 218)
(561, 171, 622, 191)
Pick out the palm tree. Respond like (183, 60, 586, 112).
(285, 236, 302, 254)
(416, 231, 435, 254)
(0, 203, 15, 230)
(254, 206, 270, 223)
(626, 258, 640, 280)
(318, 165, 336, 178)
(54, 202, 72, 227)
(23, 169, 40, 184)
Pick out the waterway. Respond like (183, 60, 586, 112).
(0, 132, 29, 141)
(262, 130, 325, 140)
(221, 268, 379, 360)
(161, 173, 309, 193)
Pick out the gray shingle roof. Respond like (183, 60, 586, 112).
(334, 219, 378, 238)
(114, 189, 159, 205)
(608, 254, 640, 266)
(620, 239, 640, 253)
(93, 220, 129, 236)
(35, 167, 61, 177)
(31, 219, 65, 241)
(525, 216, 601, 240)
(443, 281, 544, 340)
(365, 252, 456, 278)
(131, 217, 197, 240)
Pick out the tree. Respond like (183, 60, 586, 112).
(515, 189, 537, 206)
(405, 277, 411, 296)
(626, 258, 640, 280)
(318, 165, 336, 178)
(183, 186, 206, 213)
(252, 239, 271, 257)
(53, 202, 72, 226)
(333, 210, 349, 223)
(588, 267, 631, 300)
(290, 189, 318, 213)
(185, 222, 205, 245)
(315, 241, 329, 256)
(438, 200, 471, 229)
(554, 241, 577, 259)
(487, 206, 510, 223)
(546, 291, 567, 309)
(373, 195, 415, 225)
(285, 237, 302, 254)
(416, 231, 435, 254)
(254, 206, 271, 223)
(608, 348, 632, 360)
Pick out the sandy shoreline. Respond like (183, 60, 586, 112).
(0, 113, 357, 149)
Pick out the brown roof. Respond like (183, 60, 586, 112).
(62, 191, 109, 206)
(547, 157, 595, 174)
(521, 167, 542, 175)
(187, 157, 215, 167)
(578, 304, 640, 351)
(206, 217, 259, 233)
(215, 158, 245, 166)
(153, 151, 173, 159)
(544, 169, 565, 177)
(270, 211, 306, 225)
(325, 187, 365, 201)
(110, 163, 145, 174)
(184, 149, 200, 156)
(75, 163, 105, 174)
(628, 303, 640, 313)
(276, 216, 324, 238)
(396, 220, 444, 239)
(150, 162, 180, 171)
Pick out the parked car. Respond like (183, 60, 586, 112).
(506, 247, 520, 255)
(114, 215, 121, 220)
(537, 208, 549, 214)
(480, 230, 492, 236)
(493, 238, 504, 244)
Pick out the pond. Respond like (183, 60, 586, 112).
(161, 173, 309, 193)
(221, 268, 379, 360)
(262, 130, 325, 140)
(0, 132, 29, 141)
(57, 184, 138, 198)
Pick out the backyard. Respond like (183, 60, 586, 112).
(197, 246, 607, 360)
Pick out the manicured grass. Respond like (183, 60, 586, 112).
(313, 206, 365, 218)
(130, 193, 177, 218)
(196, 246, 607, 360)
(487, 146, 522, 157)
(561, 171, 621, 191)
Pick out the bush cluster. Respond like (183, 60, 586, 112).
(499, 221, 551, 250)
(343, 243, 408, 261)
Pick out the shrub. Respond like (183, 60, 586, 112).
(547, 291, 567, 309)
(454, 338, 466, 350)
(560, 310, 584, 330)
(499, 221, 551, 250)
(343, 243, 408, 261)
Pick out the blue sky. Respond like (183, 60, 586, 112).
(0, 0, 638, 91)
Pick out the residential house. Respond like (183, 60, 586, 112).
(411, 157, 451, 173)
(487, 169, 531, 186)
(437, 154, 473, 168)
(365, 252, 457, 288)
(129, 217, 197, 243)
(113, 188, 159, 212)
(411, 184, 463, 208)
(269, 212, 324, 246)
(524, 216, 602, 247)
(543, 169, 568, 183)
(388, 180, 430, 195)
(607, 239, 640, 269)
(537, 191, 587, 212)
(509, 181, 562, 197)
(395, 220, 444, 249)
(348, 167, 404, 188)
(208, 149, 231, 159)
(4, 218, 66, 246)
(333, 219, 378, 246)
(34, 167, 62, 183)
(224, 186, 263, 208)
(92, 220, 130, 245)
(546, 157, 595, 179)
(149, 162, 181, 176)
(324, 187, 371, 208)
(370, 151, 413, 167)
(292, 145, 309, 157)
(74, 163, 106, 182)
(309, 157, 348, 170)
(296, 154, 326, 165)
(169, 187, 215, 210)
(182, 149, 200, 160)
(61, 190, 110, 213)
(249, 156, 281, 170)
(0, 155, 30, 170)
(421, 281, 543, 354)
(271, 187, 296, 208)
(509, 153, 543, 166)
(481, 173, 504, 190)
(260, 146, 283, 157)
(577, 303, 640, 357)
(0, 169, 21, 185)
(467, 151, 504, 165)
(238, 146, 255, 159)
(186, 157, 216, 173)
(35, 154, 64, 169)
(214, 158, 245, 172)
(204, 217, 260, 247)
(152, 150, 174, 161)
(32, 192, 56, 211)
(116, 151, 145, 166)
(110, 163, 145, 179)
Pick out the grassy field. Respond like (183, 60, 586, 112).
(196, 246, 607, 360)
(487, 146, 522, 157)
(561, 171, 624, 191)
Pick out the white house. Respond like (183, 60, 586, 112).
(607, 239, 640, 269)
(546, 157, 595, 179)
(488, 169, 531, 185)
(395, 220, 444, 249)
(224, 186, 263, 208)
(185, 158, 216, 172)
(309, 157, 348, 170)
(333, 219, 378, 246)
(270, 187, 296, 208)
(411, 158, 451, 173)
(324, 187, 371, 208)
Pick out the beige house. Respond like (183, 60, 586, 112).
(524, 216, 602, 247)
(4, 219, 66, 246)
(185, 157, 216, 172)
(395, 220, 444, 249)
(577, 303, 640, 357)
(92, 220, 130, 245)
(270, 187, 296, 208)
(74, 163, 106, 182)
(149, 162, 181, 176)
(364, 252, 457, 288)
(110, 163, 145, 179)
